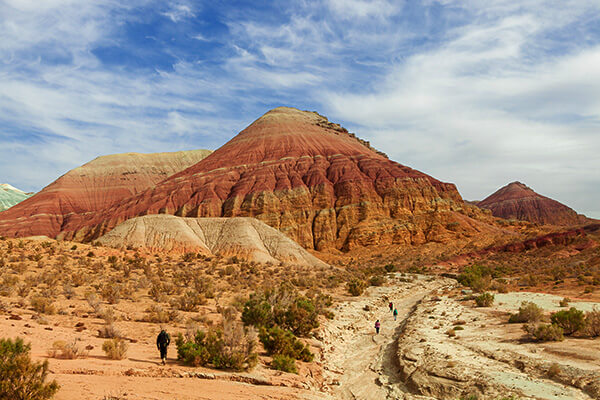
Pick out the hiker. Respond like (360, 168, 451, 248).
(388, 301, 393, 312)
(375, 320, 380, 334)
(156, 329, 171, 365)
(393, 308, 398, 321)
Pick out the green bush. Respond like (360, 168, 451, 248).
(0, 337, 59, 400)
(347, 279, 366, 296)
(475, 293, 494, 307)
(457, 264, 493, 292)
(259, 326, 313, 362)
(176, 324, 257, 371)
(271, 354, 297, 373)
(280, 297, 319, 337)
(508, 302, 543, 323)
(524, 323, 564, 342)
(550, 308, 586, 336)
(384, 264, 396, 273)
(241, 294, 273, 328)
(241, 286, 319, 337)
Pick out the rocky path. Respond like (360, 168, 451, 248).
(317, 275, 451, 400)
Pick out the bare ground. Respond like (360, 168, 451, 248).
(314, 274, 600, 400)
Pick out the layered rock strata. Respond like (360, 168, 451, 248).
(0, 150, 211, 237)
(59, 107, 484, 250)
(477, 182, 587, 226)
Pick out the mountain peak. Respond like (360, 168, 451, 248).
(478, 181, 586, 226)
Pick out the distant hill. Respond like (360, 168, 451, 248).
(0, 150, 211, 237)
(477, 181, 589, 226)
(0, 184, 33, 211)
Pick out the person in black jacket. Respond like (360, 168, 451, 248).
(156, 329, 171, 365)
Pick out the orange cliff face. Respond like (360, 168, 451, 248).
(477, 181, 589, 226)
(0, 150, 212, 238)
(56, 107, 488, 250)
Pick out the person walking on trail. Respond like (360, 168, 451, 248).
(388, 302, 393, 312)
(375, 320, 381, 334)
(393, 308, 398, 321)
(156, 329, 171, 365)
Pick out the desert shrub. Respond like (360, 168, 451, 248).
(523, 323, 564, 342)
(369, 275, 385, 287)
(270, 354, 297, 373)
(30, 295, 56, 315)
(547, 362, 562, 378)
(98, 323, 122, 339)
(0, 337, 59, 400)
(175, 323, 257, 371)
(241, 285, 319, 337)
(280, 297, 319, 337)
(585, 308, 600, 337)
(102, 339, 128, 360)
(143, 305, 180, 323)
(347, 279, 366, 296)
(170, 290, 206, 312)
(100, 283, 121, 304)
(242, 295, 273, 328)
(384, 264, 396, 273)
(48, 340, 87, 359)
(508, 302, 543, 323)
(457, 264, 493, 292)
(475, 293, 494, 307)
(491, 280, 509, 293)
(550, 308, 586, 336)
(259, 326, 313, 362)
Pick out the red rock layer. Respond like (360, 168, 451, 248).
(477, 181, 587, 226)
(60, 107, 482, 250)
(0, 150, 211, 238)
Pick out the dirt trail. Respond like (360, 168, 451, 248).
(318, 275, 450, 399)
(315, 275, 600, 400)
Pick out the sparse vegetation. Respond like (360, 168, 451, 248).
(523, 323, 564, 342)
(270, 354, 297, 373)
(347, 279, 366, 296)
(550, 307, 586, 336)
(29, 295, 56, 315)
(508, 302, 543, 323)
(48, 340, 87, 359)
(585, 308, 600, 337)
(0, 337, 59, 400)
(102, 338, 128, 360)
(475, 292, 494, 307)
(175, 321, 257, 371)
(259, 326, 313, 362)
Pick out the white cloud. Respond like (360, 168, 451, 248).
(326, 0, 400, 19)
(161, 2, 195, 22)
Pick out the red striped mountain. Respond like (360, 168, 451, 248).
(477, 181, 588, 226)
(0, 150, 211, 238)
(58, 107, 491, 250)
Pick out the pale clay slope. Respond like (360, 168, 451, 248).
(97, 214, 329, 267)
(0, 183, 32, 211)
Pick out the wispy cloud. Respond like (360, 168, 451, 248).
(161, 1, 195, 23)
(0, 0, 599, 217)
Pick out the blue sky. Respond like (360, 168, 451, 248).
(1, 0, 599, 218)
